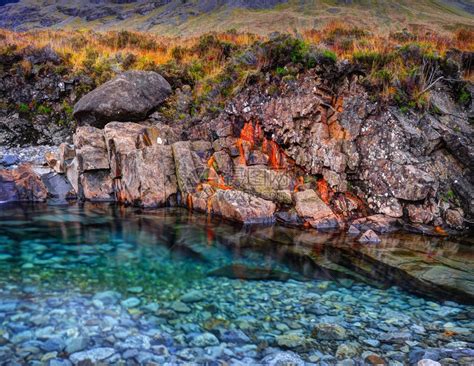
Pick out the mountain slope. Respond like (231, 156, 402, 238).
(0, 0, 473, 35)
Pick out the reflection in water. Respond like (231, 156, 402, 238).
(0, 203, 473, 365)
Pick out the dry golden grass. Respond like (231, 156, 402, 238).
(0, 23, 472, 111)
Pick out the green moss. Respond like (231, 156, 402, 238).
(276, 66, 288, 76)
(458, 87, 471, 105)
(321, 49, 337, 63)
(18, 103, 30, 113)
(36, 104, 52, 115)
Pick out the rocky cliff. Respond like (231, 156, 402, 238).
(1, 54, 472, 238)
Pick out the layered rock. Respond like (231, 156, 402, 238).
(104, 122, 159, 178)
(0, 164, 47, 202)
(73, 71, 171, 128)
(74, 127, 109, 172)
(117, 144, 178, 208)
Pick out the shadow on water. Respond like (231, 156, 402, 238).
(0, 202, 473, 304)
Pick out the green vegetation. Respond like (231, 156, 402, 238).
(0, 21, 471, 122)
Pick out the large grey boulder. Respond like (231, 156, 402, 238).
(73, 71, 171, 128)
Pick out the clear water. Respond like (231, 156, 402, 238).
(0, 203, 473, 365)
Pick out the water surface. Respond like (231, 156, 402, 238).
(0, 203, 473, 365)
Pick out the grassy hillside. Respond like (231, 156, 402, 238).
(0, 0, 473, 36)
(1, 22, 472, 128)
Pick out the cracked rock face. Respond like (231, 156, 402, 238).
(2, 67, 472, 233)
(202, 69, 472, 231)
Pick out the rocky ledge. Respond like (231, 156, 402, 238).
(0, 69, 473, 241)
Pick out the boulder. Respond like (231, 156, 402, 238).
(294, 189, 339, 229)
(80, 171, 114, 202)
(209, 189, 276, 224)
(0, 164, 47, 203)
(116, 145, 178, 207)
(41, 172, 76, 203)
(73, 71, 171, 128)
(104, 122, 159, 178)
(73, 126, 109, 172)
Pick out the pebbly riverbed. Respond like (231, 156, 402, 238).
(0, 204, 473, 365)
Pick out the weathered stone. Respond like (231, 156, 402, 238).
(444, 209, 464, 229)
(365, 354, 387, 365)
(276, 334, 306, 349)
(311, 323, 347, 340)
(294, 189, 339, 229)
(189, 184, 214, 212)
(45, 151, 62, 173)
(247, 151, 269, 166)
(0, 164, 47, 202)
(172, 141, 200, 195)
(212, 150, 233, 175)
(407, 204, 434, 224)
(233, 165, 293, 204)
(323, 168, 348, 192)
(358, 229, 381, 244)
(261, 351, 305, 366)
(352, 214, 399, 234)
(372, 162, 437, 201)
(116, 144, 177, 207)
(69, 347, 115, 364)
(209, 189, 276, 224)
(65, 157, 79, 194)
(59, 143, 76, 169)
(73, 126, 109, 172)
(41, 172, 76, 202)
(378, 197, 403, 218)
(348, 225, 361, 236)
(74, 71, 171, 128)
(336, 342, 360, 359)
(418, 360, 441, 366)
(80, 171, 114, 202)
(46, 143, 75, 174)
(104, 122, 158, 179)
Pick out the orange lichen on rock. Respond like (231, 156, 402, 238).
(240, 122, 256, 147)
(186, 193, 193, 210)
(334, 96, 344, 113)
(434, 226, 448, 236)
(207, 165, 231, 190)
(263, 138, 285, 169)
(317, 178, 331, 204)
(236, 138, 247, 165)
(294, 176, 305, 192)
